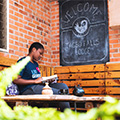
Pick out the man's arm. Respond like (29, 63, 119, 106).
(13, 75, 43, 85)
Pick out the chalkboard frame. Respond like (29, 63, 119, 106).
(59, 0, 109, 66)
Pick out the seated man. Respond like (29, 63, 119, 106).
(13, 42, 70, 112)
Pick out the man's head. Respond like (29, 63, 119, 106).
(29, 42, 44, 61)
(29, 42, 44, 53)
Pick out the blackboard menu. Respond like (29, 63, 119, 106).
(59, 0, 109, 66)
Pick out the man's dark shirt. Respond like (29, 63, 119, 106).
(17, 57, 41, 94)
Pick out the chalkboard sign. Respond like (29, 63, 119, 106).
(59, 0, 109, 66)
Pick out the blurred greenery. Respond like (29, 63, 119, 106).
(0, 56, 120, 120)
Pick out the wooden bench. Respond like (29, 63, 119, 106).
(1, 56, 120, 111)
(54, 63, 120, 110)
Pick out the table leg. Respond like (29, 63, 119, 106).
(74, 102, 77, 112)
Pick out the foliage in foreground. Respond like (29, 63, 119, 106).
(0, 57, 120, 120)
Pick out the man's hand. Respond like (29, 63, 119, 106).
(34, 77, 43, 84)
(48, 78, 55, 83)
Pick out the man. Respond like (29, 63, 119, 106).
(13, 42, 70, 112)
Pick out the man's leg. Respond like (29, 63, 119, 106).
(50, 83, 69, 93)
(22, 83, 69, 95)
(21, 84, 44, 95)
(21, 85, 45, 107)
(50, 83, 70, 112)
(22, 84, 70, 111)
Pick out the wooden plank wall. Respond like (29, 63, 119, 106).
(54, 64, 106, 96)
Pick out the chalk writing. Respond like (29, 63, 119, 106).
(63, 38, 99, 56)
(62, 2, 102, 24)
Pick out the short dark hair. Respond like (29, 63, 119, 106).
(29, 42, 44, 53)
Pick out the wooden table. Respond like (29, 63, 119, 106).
(1, 95, 106, 111)
(1, 95, 105, 102)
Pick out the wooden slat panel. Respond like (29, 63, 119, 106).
(80, 80, 105, 86)
(54, 64, 105, 74)
(0, 56, 54, 78)
(46, 67, 55, 76)
(69, 88, 74, 94)
(106, 79, 120, 86)
(43, 66, 47, 77)
(69, 87, 105, 95)
(82, 95, 106, 97)
(105, 63, 120, 96)
(58, 80, 78, 87)
(57, 72, 105, 80)
(46, 67, 51, 76)
(58, 80, 105, 87)
(51, 67, 54, 75)
(39, 65, 43, 77)
(84, 87, 105, 94)
(0, 56, 54, 77)
(0, 56, 17, 66)
(105, 71, 120, 78)
(106, 87, 120, 94)
(105, 63, 120, 71)
(39, 65, 50, 77)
